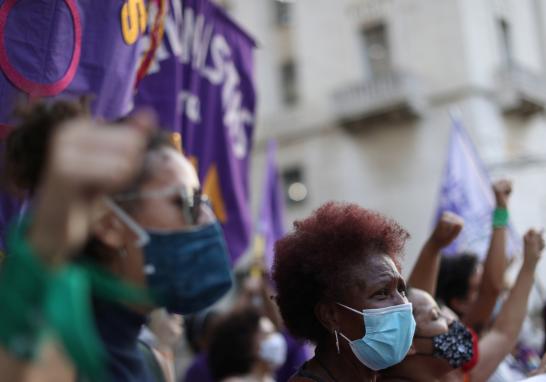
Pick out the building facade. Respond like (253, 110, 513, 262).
(224, 0, 546, 278)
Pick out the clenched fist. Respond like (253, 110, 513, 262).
(429, 212, 464, 249)
(522, 229, 545, 271)
(493, 180, 512, 209)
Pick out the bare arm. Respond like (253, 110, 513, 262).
(463, 180, 512, 331)
(409, 212, 464, 295)
(470, 229, 543, 382)
(0, 344, 76, 382)
(0, 349, 28, 381)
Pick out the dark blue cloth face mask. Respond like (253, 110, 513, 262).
(106, 198, 232, 315)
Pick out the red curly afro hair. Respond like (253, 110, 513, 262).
(272, 201, 409, 343)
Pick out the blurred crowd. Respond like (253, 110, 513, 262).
(1, 99, 546, 382)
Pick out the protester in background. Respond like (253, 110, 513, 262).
(380, 288, 475, 382)
(139, 309, 183, 382)
(183, 310, 221, 382)
(433, 181, 512, 333)
(408, 211, 464, 297)
(381, 229, 544, 382)
(0, 101, 232, 381)
(208, 308, 287, 382)
(234, 269, 283, 329)
(234, 269, 311, 382)
(273, 202, 414, 382)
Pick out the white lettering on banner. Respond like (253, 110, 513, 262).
(146, 4, 253, 159)
(178, 91, 202, 123)
(200, 35, 230, 84)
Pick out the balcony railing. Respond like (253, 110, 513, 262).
(496, 64, 546, 116)
(332, 71, 426, 127)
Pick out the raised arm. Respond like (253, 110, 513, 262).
(463, 180, 512, 331)
(470, 229, 544, 382)
(409, 212, 464, 295)
(0, 118, 147, 381)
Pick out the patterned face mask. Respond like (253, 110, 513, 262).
(415, 320, 474, 368)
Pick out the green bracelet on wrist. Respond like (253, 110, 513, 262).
(493, 207, 509, 228)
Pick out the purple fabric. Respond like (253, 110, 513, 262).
(435, 118, 521, 259)
(258, 140, 286, 271)
(0, 0, 144, 123)
(0, 195, 22, 254)
(135, 0, 256, 263)
(275, 331, 311, 382)
(183, 353, 214, 382)
(181, 332, 310, 382)
(0, 141, 24, 255)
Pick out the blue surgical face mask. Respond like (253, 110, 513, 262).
(337, 302, 416, 371)
(106, 199, 232, 315)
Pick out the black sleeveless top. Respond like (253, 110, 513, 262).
(293, 362, 329, 382)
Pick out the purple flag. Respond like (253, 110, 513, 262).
(135, 0, 256, 263)
(258, 140, 286, 271)
(435, 117, 521, 258)
(0, 0, 149, 124)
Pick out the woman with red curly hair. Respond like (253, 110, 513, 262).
(273, 202, 415, 382)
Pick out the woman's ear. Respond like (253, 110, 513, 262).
(315, 302, 340, 333)
(91, 211, 126, 250)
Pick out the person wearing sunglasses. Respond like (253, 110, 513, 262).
(0, 100, 232, 382)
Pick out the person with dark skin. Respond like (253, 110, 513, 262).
(208, 309, 286, 382)
(410, 180, 512, 333)
(273, 202, 414, 382)
(234, 269, 311, 382)
(381, 229, 544, 382)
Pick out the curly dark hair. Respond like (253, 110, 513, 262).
(4, 99, 175, 196)
(208, 309, 261, 381)
(4, 99, 90, 194)
(184, 309, 220, 354)
(436, 253, 479, 311)
(272, 201, 410, 344)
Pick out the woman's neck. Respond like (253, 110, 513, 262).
(252, 363, 274, 382)
(380, 357, 445, 382)
(315, 342, 376, 382)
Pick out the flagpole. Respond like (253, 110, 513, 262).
(250, 234, 265, 279)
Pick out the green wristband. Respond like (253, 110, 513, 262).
(493, 208, 509, 228)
